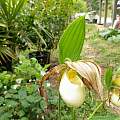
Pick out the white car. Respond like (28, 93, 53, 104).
(73, 11, 98, 23)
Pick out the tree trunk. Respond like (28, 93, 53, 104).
(104, 0, 108, 26)
(112, 0, 117, 25)
(98, 0, 103, 24)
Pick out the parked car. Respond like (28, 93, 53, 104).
(73, 11, 98, 24)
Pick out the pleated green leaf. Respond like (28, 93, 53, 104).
(59, 16, 85, 63)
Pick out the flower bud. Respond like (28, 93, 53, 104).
(111, 89, 120, 107)
(112, 77, 120, 87)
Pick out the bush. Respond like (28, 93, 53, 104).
(99, 29, 120, 43)
(0, 55, 48, 120)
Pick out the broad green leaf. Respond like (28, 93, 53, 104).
(59, 16, 85, 63)
(104, 67, 113, 90)
(12, 94, 19, 99)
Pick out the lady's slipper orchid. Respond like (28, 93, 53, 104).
(59, 69, 85, 108)
(39, 60, 103, 109)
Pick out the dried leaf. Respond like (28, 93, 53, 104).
(38, 64, 67, 85)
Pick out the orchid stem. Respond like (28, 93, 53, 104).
(72, 108, 76, 120)
(58, 93, 61, 120)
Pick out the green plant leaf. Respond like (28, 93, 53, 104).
(17, 110, 25, 117)
(20, 100, 30, 108)
(12, 0, 27, 20)
(0, 0, 8, 20)
(104, 67, 113, 90)
(59, 16, 85, 63)
(32, 27, 47, 47)
(0, 23, 7, 27)
(8, 89, 17, 94)
(0, 112, 12, 120)
(0, 0, 27, 23)
(0, 45, 16, 63)
(0, 97, 4, 105)
(6, 100, 18, 108)
(39, 25, 53, 39)
(26, 95, 36, 103)
(21, 117, 29, 120)
(5, 93, 13, 99)
(18, 88, 27, 99)
(0, 83, 3, 88)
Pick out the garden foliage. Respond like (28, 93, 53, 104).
(0, 55, 48, 120)
(99, 29, 120, 43)
(1, 0, 120, 119)
(0, 0, 86, 63)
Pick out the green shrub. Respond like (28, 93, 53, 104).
(0, 55, 49, 120)
(14, 55, 46, 81)
(0, 81, 46, 120)
(99, 29, 120, 43)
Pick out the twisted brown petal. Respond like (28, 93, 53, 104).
(65, 60, 103, 100)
